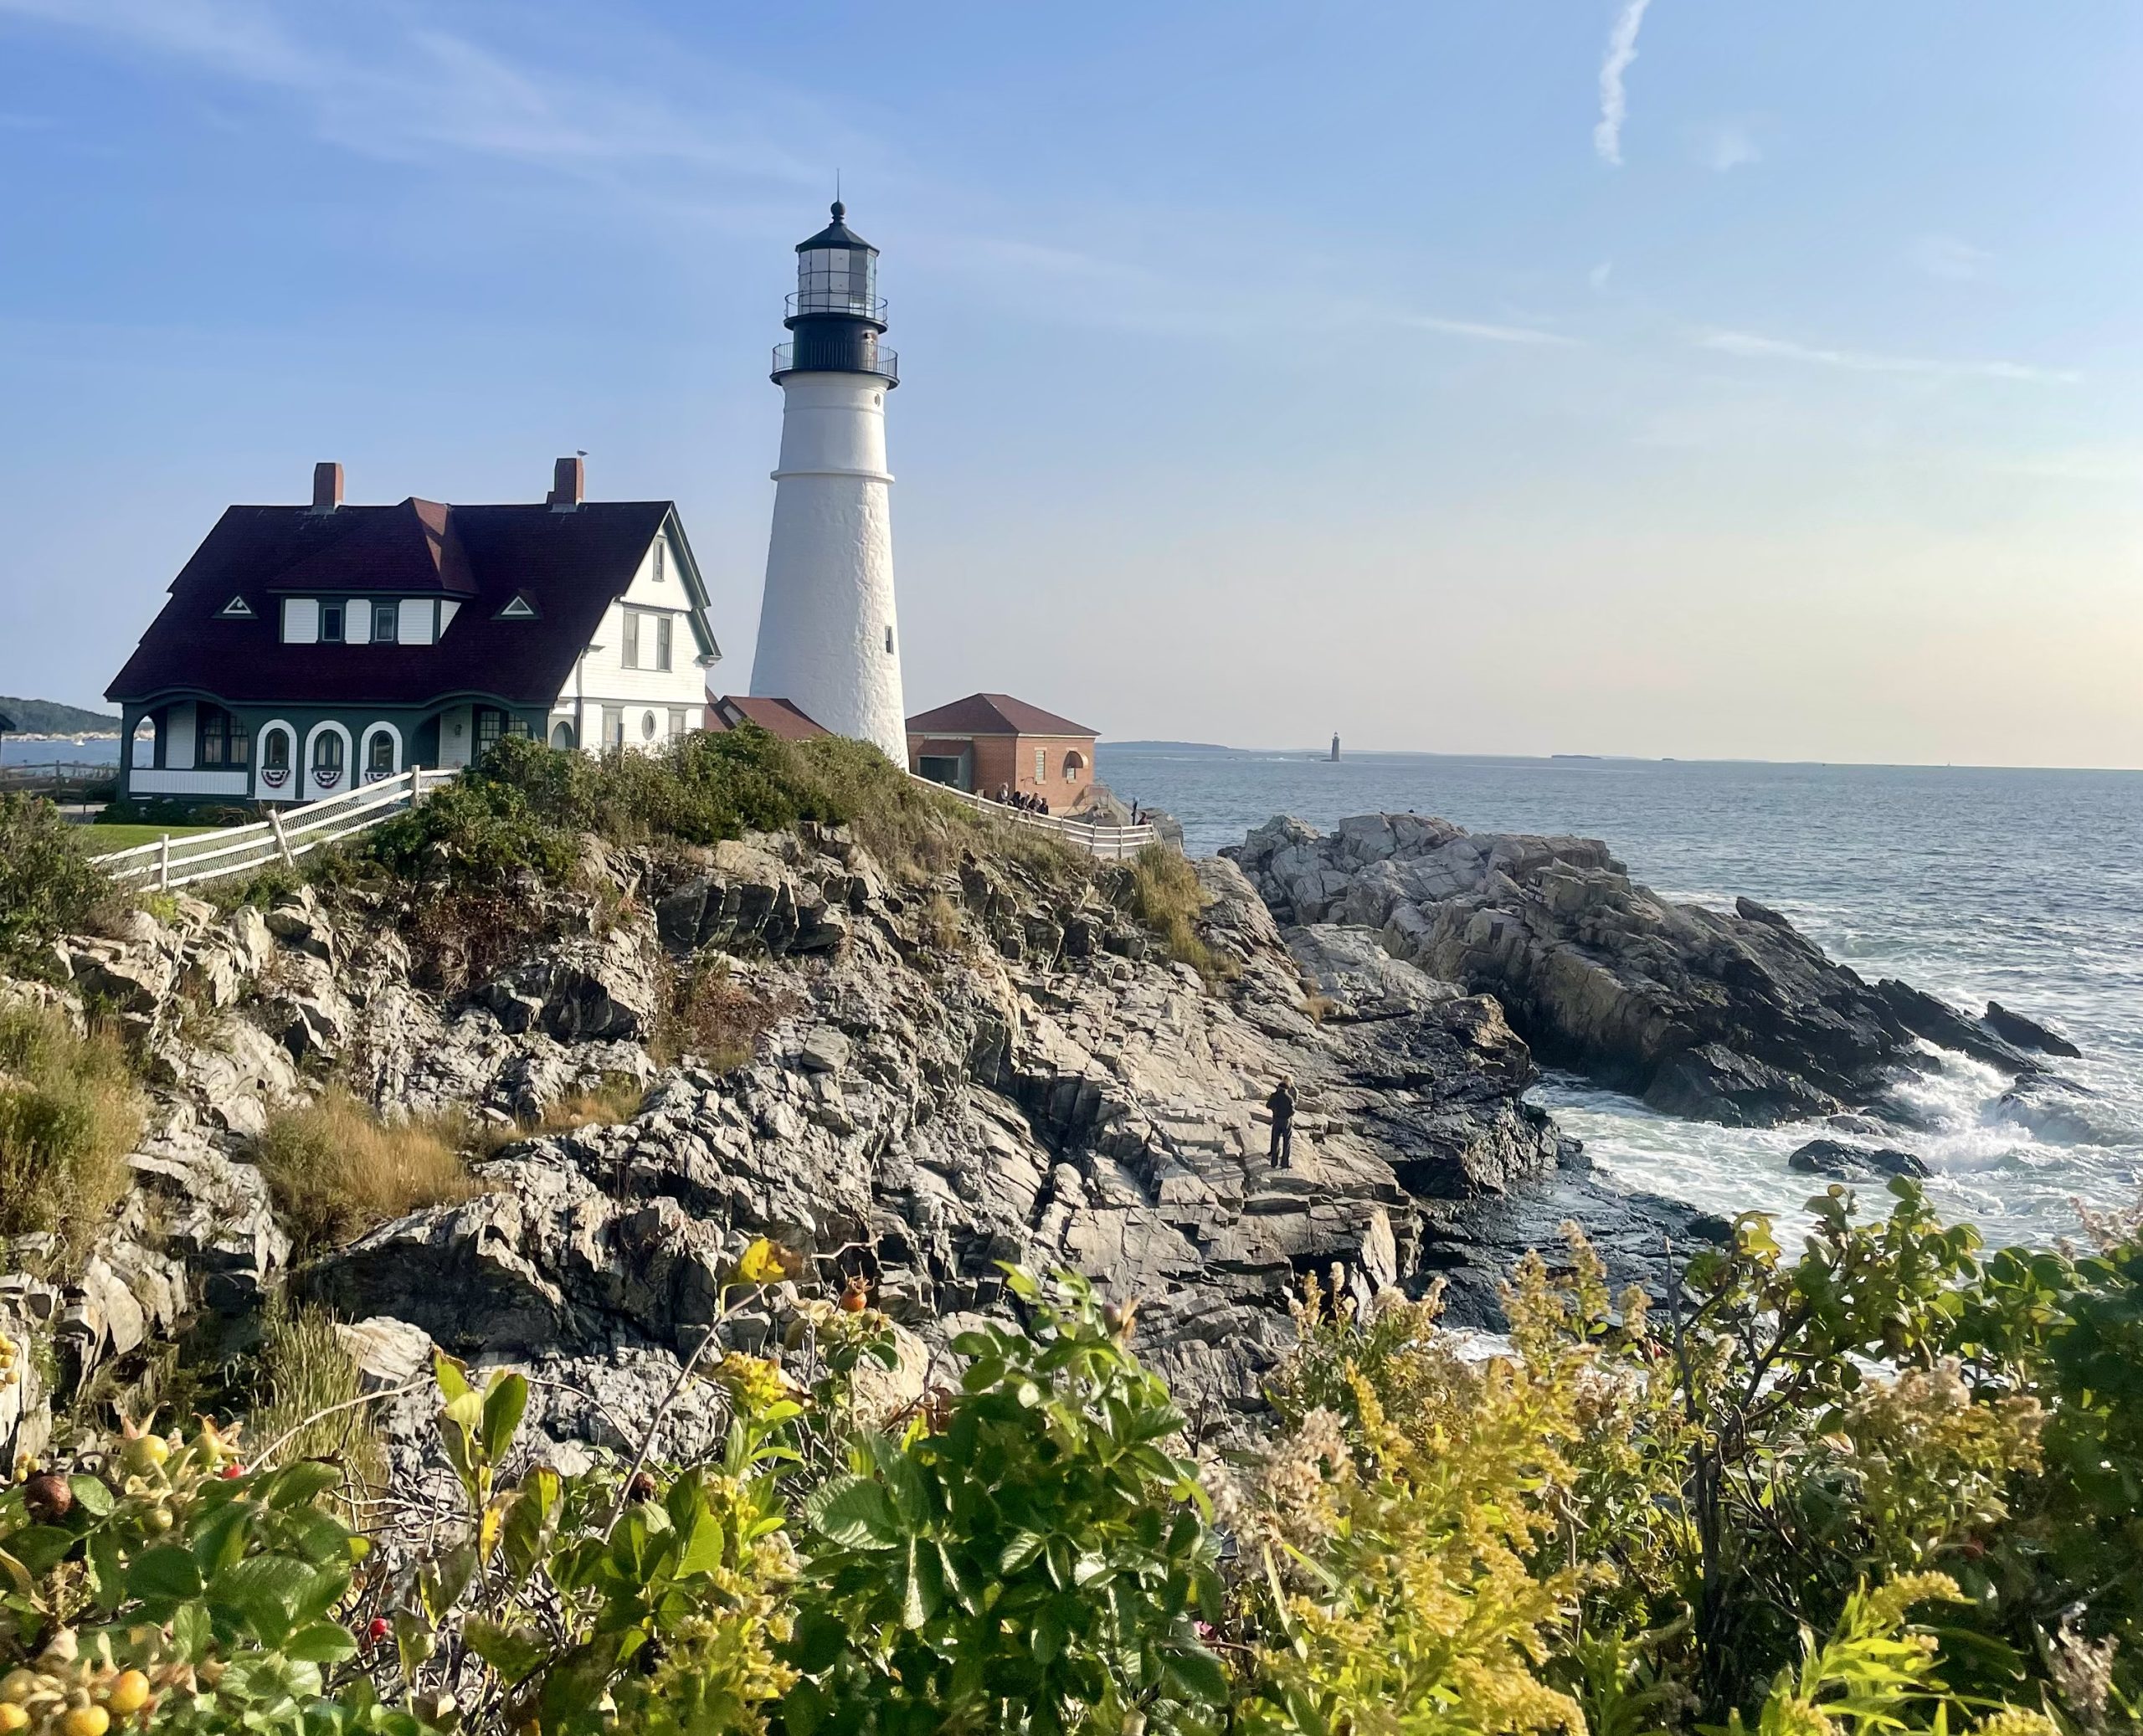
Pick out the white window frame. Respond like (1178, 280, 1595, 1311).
(655, 614, 672, 672)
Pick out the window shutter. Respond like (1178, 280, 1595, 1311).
(622, 610, 640, 669)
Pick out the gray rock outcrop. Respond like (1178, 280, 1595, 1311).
(1226, 813, 2031, 1128)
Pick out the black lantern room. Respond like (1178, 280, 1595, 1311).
(771, 202, 898, 386)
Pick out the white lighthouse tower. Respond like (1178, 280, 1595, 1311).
(748, 202, 907, 761)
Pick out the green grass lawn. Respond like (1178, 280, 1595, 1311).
(80, 823, 224, 854)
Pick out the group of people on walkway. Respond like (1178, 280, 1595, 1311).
(991, 785, 1051, 815)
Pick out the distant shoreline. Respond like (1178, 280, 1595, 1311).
(1101, 742, 2143, 777)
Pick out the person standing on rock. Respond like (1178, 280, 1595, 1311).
(1267, 1076, 1298, 1169)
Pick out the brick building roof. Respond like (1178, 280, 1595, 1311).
(904, 692, 1097, 737)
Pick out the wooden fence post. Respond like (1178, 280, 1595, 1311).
(157, 833, 170, 891)
(270, 805, 295, 868)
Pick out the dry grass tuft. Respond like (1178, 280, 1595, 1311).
(660, 958, 792, 1073)
(533, 1073, 647, 1132)
(920, 891, 968, 955)
(0, 1004, 142, 1256)
(1121, 842, 1232, 984)
(253, 1086, 481, 1251)
(471, 1071, 649, 1156)
(247, 1301, 387, 1513)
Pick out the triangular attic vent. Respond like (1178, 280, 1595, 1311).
(220, 595, 254, 617)
(496, 594, 539, 619)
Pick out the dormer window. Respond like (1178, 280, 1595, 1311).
(497, 594, 538, 619)
(373, 602, 398, 644)
(321, 603, 344, 643)
(220, 595, 253, 618)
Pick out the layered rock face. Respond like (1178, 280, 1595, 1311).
(2, 821, 1595, 1475)
(1226, 813, 2050, 1127)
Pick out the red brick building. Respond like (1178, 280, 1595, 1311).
(907, 692, 1098, 813)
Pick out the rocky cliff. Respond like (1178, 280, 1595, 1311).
(3, 819, 1689, 1482)
(12, 802, 2030, 1484)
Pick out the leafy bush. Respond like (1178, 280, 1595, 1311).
(788, 1267, 1226, 1736)
(0, 1004, 141, 1252)
(250, 1088, 479, 1251)
(0, 797, 123, 976)
(13, 1194, 2143, 1736)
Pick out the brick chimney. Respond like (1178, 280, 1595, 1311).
(547, 455, 584, 511)
(309, 461, 343, 515)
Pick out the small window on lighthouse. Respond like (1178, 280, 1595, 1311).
(885, 626, 895, 655)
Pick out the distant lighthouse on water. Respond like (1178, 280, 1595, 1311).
(1330, 732, 1341, 763)
(748, 202, 907, 761)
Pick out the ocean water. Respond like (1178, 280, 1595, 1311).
(1099, 745, 2143, 1251)
(2, 736, 123, 768)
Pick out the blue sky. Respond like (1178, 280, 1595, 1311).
(3, 1, 2139, 764)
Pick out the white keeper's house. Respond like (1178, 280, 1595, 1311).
(105, 458, 721, 804)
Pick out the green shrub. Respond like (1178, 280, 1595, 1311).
(1, 1213, 2130, 1736)
(0, 794, 124, 975)
(357, 729, 1071, 901)
(0, 1003, 141, 1252)
(787, 1266, 1226, 1736)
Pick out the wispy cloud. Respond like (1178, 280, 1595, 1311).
(1589, 260, 1614, 291)
(1405, 313, 1582, 347)
(1696, 328, 2079, 385)
(1982, 447, 2143, 484)
(1904, 234, 1992, 281)
(1698, 122, 1759, 172)
(0, 0, 831, 190)
(1594, 0, 1652, 167)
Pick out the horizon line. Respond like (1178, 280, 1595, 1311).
(1100, 742, 2143, 776)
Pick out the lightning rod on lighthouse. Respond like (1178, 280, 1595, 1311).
(748, 201, 907, 762)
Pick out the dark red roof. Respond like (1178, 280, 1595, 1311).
(707, 696, 830, 742)
(904, 692, 1097, 737)
(108, 499, 712, 709)
(265, 498, 475, 596)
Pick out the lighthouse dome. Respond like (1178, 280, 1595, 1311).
(794, 201, 881, 319)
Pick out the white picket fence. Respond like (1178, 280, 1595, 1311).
(90, 768, 460, 891)
(920, 777, 1157, 860)
(89, 763, 1152, 891)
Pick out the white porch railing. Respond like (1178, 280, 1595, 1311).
(90, 768, 460, 891)
(917, 775, 1157, 860)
